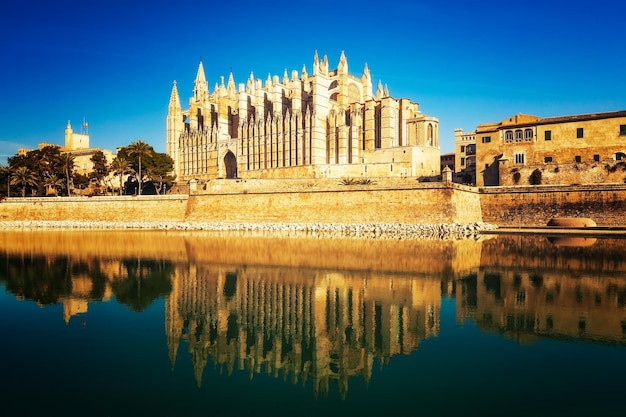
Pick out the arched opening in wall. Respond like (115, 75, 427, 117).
(224, 151, 237, 179)
(428, 123, 433, 146)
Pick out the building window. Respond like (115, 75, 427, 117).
(461, 157, 465, 166)
(515, 153, 525, 164)
(545, 156, 553, 163)
(575, 155, 581, 163)
(545, 130, 551, 141)
(620, 125, 626, 136)
(505, 130, 513, 143)
(482, 136, 491, 143)
(515, 130, 523, 141)
(524, 129, 533, 140)
(577, 127, 584, 138)
(460, 145, 465, 152)
(616, 152, 625, 161)
(594, 154, 600, 162)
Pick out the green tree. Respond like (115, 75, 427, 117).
(58, 152, 75, 196)
(43, 174, 63, 196)
(110, 156, 133, 195)
(89, 150, 109, 189)
(145, 152, 175, 194)
(10, 166, 39, 197)
(126, 140, 153, 195)
(8, 146, 63, 196)
(0, 165, 11, 197)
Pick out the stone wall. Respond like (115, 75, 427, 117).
(480, 184, 626, 226)
(0, 182, 482, 226)
(2, 182, 624, 228)
(0, 195, 188, 222)
(185, 181, 482, 225)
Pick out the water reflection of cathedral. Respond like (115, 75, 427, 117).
(165, 265, 441, 398)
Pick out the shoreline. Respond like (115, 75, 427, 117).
(0, 220, 496, 240)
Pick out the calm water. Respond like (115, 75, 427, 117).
(0, 230, 625, 416)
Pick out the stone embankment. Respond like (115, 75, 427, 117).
(0, 221, 496, 240)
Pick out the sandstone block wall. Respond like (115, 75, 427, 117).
(0, 195, 188, 222)
(480, 184, 626, 226)
(185, 183, 482, 225)
(0, 183, 483, 226)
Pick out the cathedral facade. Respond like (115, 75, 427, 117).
(166, 52, 440, 182)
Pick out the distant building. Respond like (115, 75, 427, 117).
(17, 121, 118, 193)
(440, 152, 455, 173)
(474, 111, 626, 186)
(166, 52, 440, 182)
(454, 128, 476, 173)
(64, 120, 115, 177)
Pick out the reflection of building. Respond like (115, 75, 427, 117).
(474, 111, 626, 186)
(165, 265, 440, 398)
(167, 52, 440, 182)
(456, 236, 626, 344)
(457, 270, 626, 344)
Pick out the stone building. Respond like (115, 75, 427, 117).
(63, 120, 115, 177)
(453, 128, 476, 184)
(440, 152, 455, 173)
(166, 52, 440, 182)
(473, 111, 626, 186)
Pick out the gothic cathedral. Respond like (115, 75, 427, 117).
(166, 52, 440, 181)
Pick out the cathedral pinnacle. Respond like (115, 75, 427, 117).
(194, 60, 209, 101)
(169, 80, 181, 111)
(338, 50, 347, 74)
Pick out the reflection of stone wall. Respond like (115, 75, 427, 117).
(456, 235, 626, 344)
(165, 265, 441, 397)
(0, 230, 483, 276)
(480, 235, 626, 273)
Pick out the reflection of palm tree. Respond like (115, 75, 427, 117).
(10, 166, 39, 197)
(58, 153, 75, 196)
(43, 174, 63, 196)
(110, 156, 133, 195)
(127, 140, 152, 195)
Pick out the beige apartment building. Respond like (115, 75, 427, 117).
(453, 128, 477, 184)
(166, 52, 440, 182)
(473, 111, 626, 186)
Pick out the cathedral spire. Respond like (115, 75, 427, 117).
(168, 81, 181, 112)
(337, 50, 347, 74)
(362, 63, 372, 100)
(227, 71, 235, 95)
(194, 59, 209, 101)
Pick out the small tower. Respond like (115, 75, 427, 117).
(166, 80, 183, 179)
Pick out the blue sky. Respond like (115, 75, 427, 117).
(1, 0, 625, 164)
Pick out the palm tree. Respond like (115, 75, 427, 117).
(58, 152, 75, 196)
(127, 140, 153, 195)
(43, 174, 63, 196)
(10, 166, 39, 197)
(110, 156, 133, 195)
